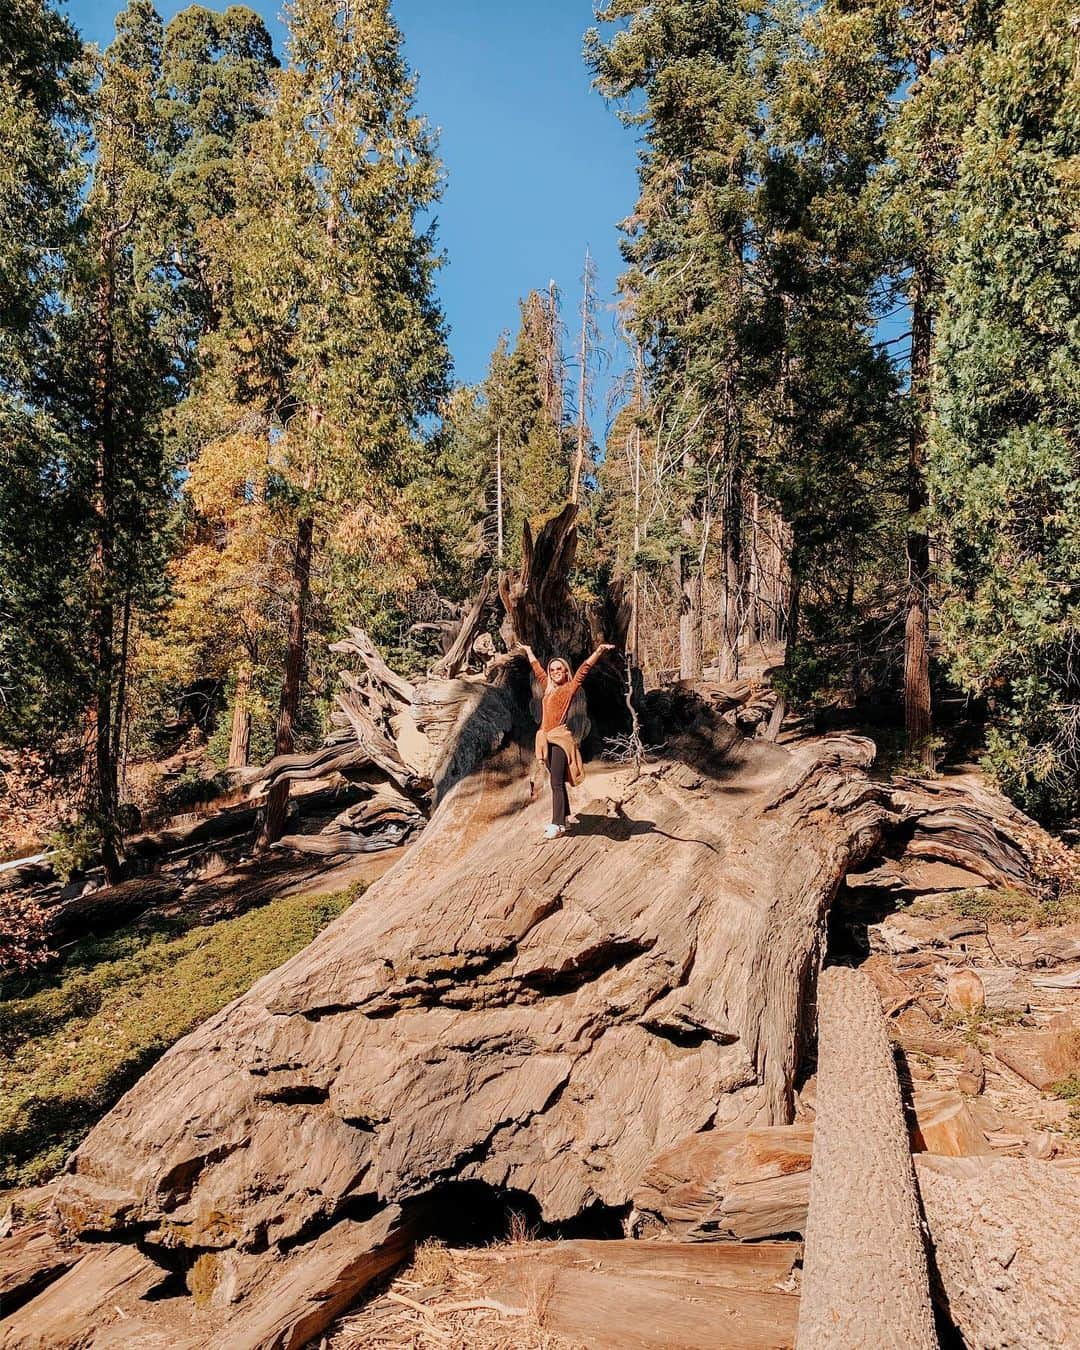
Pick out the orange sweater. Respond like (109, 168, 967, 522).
(529, 656, 595, 732)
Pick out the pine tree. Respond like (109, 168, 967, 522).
(49, 0, 176, 879)
(587, 0, 763, 679)
(751, 0, 904, 704)
(931, 0, 1080, 820)
(866, 0, 992, 763)
(159, 3, 278, 354)
(199, 0, 448, 845)
(0, 0, 84, 742)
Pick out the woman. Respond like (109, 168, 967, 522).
(521, 641, 616, 839)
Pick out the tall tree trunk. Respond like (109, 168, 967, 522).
(904, 26, 935, 771)
(717, 468, 742, 680)
(905, 267, 934, 771)
(89, 242, 123, 884)
(676, 517, 703, 681)
(229, 665, 253, 769)
(746, 490, 761, 648)
(495, 428, 504, 566)
(570, 247, 592, 505)
(257, 512, 314, 850)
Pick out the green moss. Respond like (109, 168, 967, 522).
(0, 886, 358, 1188)
(913, 886, 1080, 929)
(1049, 1075, 1080, 1102)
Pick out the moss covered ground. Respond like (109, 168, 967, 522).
(0, 886, 358, 1188)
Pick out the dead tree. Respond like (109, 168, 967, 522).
(5, 510, 1073, 1350)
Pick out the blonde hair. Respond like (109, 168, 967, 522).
(547, 656, 571, 677)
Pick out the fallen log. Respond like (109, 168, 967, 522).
(633, 1124, 812, 1241)
(479, 1239, 801, 1350)
(16, 719, 892, 1347)
(915, 1154, 1080, 1349)
(0, 1221, 83, 1319)
(797, 966, 936, 1349)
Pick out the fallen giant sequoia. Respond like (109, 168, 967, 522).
(6, 715, 1063, 1347)
(6, 510, 1075, 1349)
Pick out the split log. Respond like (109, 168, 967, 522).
(915, 1154, 1080, 1349)
(478, 1239, 801, 1350)
(797, 966, 936, 1349)
(633, 1123, 812, 1241)
(908, 1088, 993, 1157)
(889, 773, 1079, 896)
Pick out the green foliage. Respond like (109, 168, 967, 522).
(46, 816, 105, 885)
(0, 884, 359, 1186)
(931, 0, 1080, 821)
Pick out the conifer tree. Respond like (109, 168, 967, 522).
(587, 0, 762, 679)
(0, 0, 85, 741)
(51, 0, 175, 878)
(199, 0, 448, 845)
(932, 0, 1079, 820)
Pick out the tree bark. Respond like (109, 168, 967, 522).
(676, 518, 703, 681)
(904, 35, 935, 772)
(797, 967, 937, 1350)
(228, 666, 252, 769)
(12, 685, 1063, 1346)
(915, 1154, 1080, 1348)
(717, 470, 742, 680)
(89, 235, 122, 885)
(257, 511, 314, 850)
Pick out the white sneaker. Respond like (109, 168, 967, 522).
(543, 823, 565, 840)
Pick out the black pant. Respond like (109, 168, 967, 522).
(548, 742, 570, 828)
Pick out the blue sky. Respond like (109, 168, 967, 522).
(65, 0, 640, 430)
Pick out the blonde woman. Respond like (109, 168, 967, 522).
(521, 642, 615, 839)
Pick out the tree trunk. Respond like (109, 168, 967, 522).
(718, 472, 742, 680)
(228, 666, 252, 769)
(13, 626, 1063, 1347)
(676, 518, 703, 681)
(89, 238, 122, 885)
(915, 1154, 1080, 1348)
(904, 34, 935, 772)
(797, 967, 936, 1349)
(257, 511, 314, 850)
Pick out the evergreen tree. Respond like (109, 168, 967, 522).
(751, 0, 904, 704)
(587, 0, 763, 679)
(197, 0, 448, 844)
(0, 0, 85, 741)
(868, 0, 991, 763)
(159, 3, 278, 355)
(932, 0, 1080, 820)
(48, 0, 176, 878)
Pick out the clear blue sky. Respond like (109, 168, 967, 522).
(64, 0, 639, 428)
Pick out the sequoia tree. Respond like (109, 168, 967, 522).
(0, 0, 84, 743)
